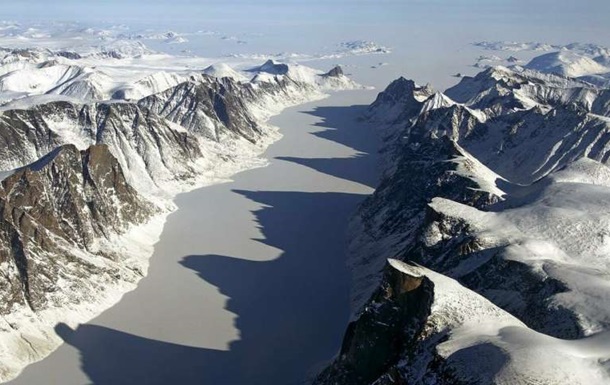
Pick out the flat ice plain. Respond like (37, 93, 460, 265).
(8, 89, 380, 385)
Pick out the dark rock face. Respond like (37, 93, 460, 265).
(366, 77, 434, 127)
(0, 105, 65, 170)
(0, 101, 204, 189)
(315, 265, 434, 385)
(360, 138, 496, 246)
(139, 75, 261, 142)
(349, 134, 502, 316)
(0, 144, 154, 313)
(323, 66, 344, 78)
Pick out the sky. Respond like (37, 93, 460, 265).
(1, 0, 609, 33)
(1, 0, 609, 89)
(2, 0, 609, 46)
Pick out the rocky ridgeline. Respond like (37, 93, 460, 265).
(316, 66, 610, 384)
(0, 66, 357, 196)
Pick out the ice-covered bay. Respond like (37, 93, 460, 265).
(8, 89, 380, 385)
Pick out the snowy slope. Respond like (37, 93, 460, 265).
(390, 260, 610, 385)
(203, 63, 248, 82)
(0, 64, 83, 94)
(526, 50, 609, 77)
(114, 71, 189, 100)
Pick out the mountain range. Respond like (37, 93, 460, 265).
(315, 65, 610, 385)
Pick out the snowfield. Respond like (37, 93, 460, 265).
(473, 40, 610, 87)
(390, 260, 610, 385)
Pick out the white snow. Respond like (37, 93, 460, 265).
(0, 64, 84, 94)
(116, 71, 188, 100)
(420, 92, 455, 114)
(389, 259, 610, 385)
(0, 170, 13, 181)
(475, 41, 610, 57)
(526, 50, 609, 78)
(472, 41, 610, 80)
(203, 63, 247, 82)
(449, 141, 507, 199)
(428, 155, 610, 335)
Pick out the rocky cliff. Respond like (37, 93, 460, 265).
(0, 143, 155, 312)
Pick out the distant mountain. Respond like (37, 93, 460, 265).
(472, 41, 610, 87)
(526, 50, 609, 77)
(203, 63, 248, 82)
(315, 66, 610, 385)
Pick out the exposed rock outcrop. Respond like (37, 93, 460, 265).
(0, 143, 155, 314)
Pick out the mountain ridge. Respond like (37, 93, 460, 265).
(315, 65, 610, 385)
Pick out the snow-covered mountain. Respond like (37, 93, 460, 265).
(526, 50, 609, 78)
(0, 45, 360, 380)
(315, 65, 610, 384)
(0, 143, 161, 381)
(203, 63, 248, 81)
(472, 40, 610, 88)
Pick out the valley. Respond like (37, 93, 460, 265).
(2, 2, 610, 384)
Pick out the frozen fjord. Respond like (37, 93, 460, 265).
(8, 89, 380, 385)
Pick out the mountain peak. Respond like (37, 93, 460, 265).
(323, 65, 344, 78)
(526, 50, 609, 78)
(257, 59, 290, 75)
(203, 63, 246, 81)
(367, 76, 434, 124)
